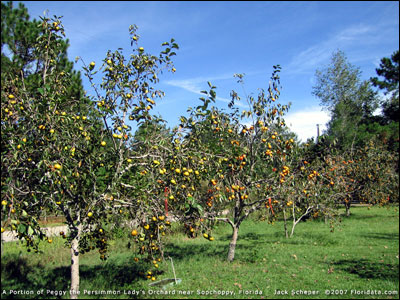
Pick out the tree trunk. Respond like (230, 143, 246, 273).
(283, 209, 289, 238)
(290, 206, 296, 238)
(227, 225, 239, 262)
(345, 202, 351, 217)
(70, 224, 82, 299)
(290, 206, 312, 238)
(290, 222, 296, 238)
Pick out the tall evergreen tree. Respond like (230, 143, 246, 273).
(371, 50, 399, 123)
(1, 1, 84, 102)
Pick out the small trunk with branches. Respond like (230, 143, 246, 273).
(290, 205, 313, 238)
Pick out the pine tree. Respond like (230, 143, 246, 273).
(1, 1, 84, 102)
(371, 50, 399, 123)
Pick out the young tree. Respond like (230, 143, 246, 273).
(1, 14, 177, 298)
(278, 144, 341, 238)
(332, 141, 399, 216)
(165, 68, 310, 261)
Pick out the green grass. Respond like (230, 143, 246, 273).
(1, 206, 399, 299)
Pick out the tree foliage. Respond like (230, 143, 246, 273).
(1, 9, 178, 297)
(371, 50, 399, 127)
(371, 50, 399, 96)
(312, 50, 380, 149)
(1, 1, 84, 101)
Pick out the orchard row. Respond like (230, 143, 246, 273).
(1, 16, 398, 296)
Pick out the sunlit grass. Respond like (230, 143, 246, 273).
(1, 206, 398, 299)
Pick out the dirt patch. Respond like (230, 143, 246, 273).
(38, 216, 66, 226)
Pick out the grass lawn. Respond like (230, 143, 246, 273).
(1, 206, 399, 299)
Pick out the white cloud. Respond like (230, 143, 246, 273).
(165, 75, 248, 108)
(286, 23, 378, 75)
(285, 106, 331, 142)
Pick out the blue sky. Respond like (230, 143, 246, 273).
(14, 1, 400, 141)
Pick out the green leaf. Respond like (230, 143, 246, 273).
(27, 226, 34, 236)
(195, 204, 203, 214)
(210, 90, 216, 99)
(44, 84, 51, 92)
(18, 224, 27, 234)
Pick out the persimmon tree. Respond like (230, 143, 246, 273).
(277, 143, 346, 238)
(328, 140, 399, 217)
(166, 68, 305, 261)
(355, 141, 399, 206)
(299, 133, 399, 220)
(115, 118, 176, 280)
(124, 113, 220, 248)
(1, 15, 177, 297)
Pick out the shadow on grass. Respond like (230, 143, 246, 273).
(164, 242, 228, 262)
(333, 259, 399, 281)
(359, 232, 399, 241)
(1, 254, 47, 298)
(219, 229, 338, 248)
(1, 253, 148, 299)
(342, 213, 383, 220)
(238, 231, 279, 242)
(261, 231, 339, 246)
(164, 239, 265, 263)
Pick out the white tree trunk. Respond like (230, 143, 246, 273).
(283, 209, 289, 238)
(227, 225, 239, 262)
(290, 206, 313, 238)
(70, 224, 82, 299)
